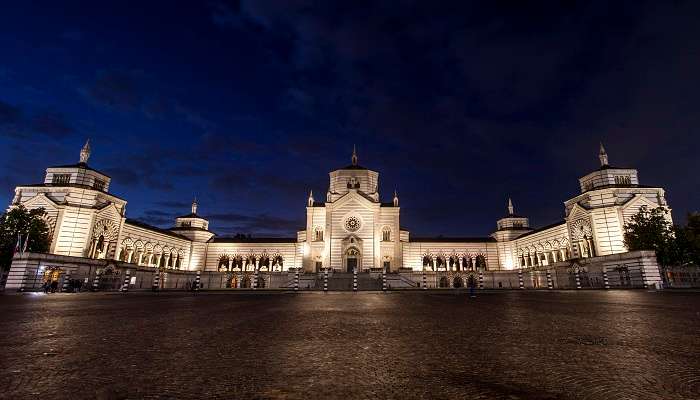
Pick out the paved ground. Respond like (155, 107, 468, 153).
(0, 291, 699, 400)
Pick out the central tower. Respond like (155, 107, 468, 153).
(300, 147, 401, 272)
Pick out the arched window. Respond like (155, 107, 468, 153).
(382, 227, 391, 242)
(314, 226, 324, 241)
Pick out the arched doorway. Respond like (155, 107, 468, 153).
(241, 276, 251, 288)
(439, 276, 449, 288)
(467, 275, 476, 288)
(453, 276, 464, 288)
(345, 247, 360, 273)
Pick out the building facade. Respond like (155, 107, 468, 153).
(8, 141, 671, 275)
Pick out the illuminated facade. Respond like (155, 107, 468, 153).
(9, 142, 671, 273)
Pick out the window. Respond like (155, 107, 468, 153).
(315, 261, 322, 271)
(382, 227, 391, 241)
(52, 174, 71, 184)
(93, 179, 105, 191)
(314, 227, 324, 241)
(513, 222, 523, 228)
(383, 261, 390, 270)
(614, 175, 631, 185)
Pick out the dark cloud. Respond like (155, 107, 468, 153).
(0, 100, 22, 125)
(87, 70, 141, 111)
(0, 101, 75, 139)
(31, 111, 72, 136)
(209, 212, 303, 236)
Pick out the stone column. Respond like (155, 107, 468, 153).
(127, 249, 134, 264)
(431, 258, 436, 271)
(458, 257, 463, 271)
(551, 251, 558, 263)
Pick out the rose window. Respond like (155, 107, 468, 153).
(344, 216, 361, 232)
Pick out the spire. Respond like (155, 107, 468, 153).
(307, 190, 314, 207)
(507, 198, 514, 215)
(79, 139, 91, 164)
(191, 197, 198, 215)
(393, 189, 399, 207)
(351, 144, 358, 166)
(599, 142, 608, 166)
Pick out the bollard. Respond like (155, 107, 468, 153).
(294, 269, 299, 292)
(92, 271, 101, 292)
(253, 268, 258, 290)
(121, 270, 130, 292)
(195, 270, 201, 291)
(62, 271, 71, 292)
(640, 267, 648, 289)
(382, 269, 387, 292)
(324, 268, 328, 292)
(422, 269, 427, 290)
(603, 269, 610, 289)
(546, 271, 553, 290)
(353, 268, 358, 292)
(518, 269, 524, 289)
(478, 271, 484, 290)
(575, 270, 581, 289)
(152, 272, 160, 291)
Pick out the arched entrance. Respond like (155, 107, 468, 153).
(345, 247, 360, 273)
(467, 275, 477, 288)
(439, 276, 450, 288)
(453, 276, 464, 288)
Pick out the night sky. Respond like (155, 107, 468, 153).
(0, 1, 698, 238)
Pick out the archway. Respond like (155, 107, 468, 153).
(453, 276, 464, 288)
(467, 275, 476, 288)
(439, 276, 450, 288)
(345, 247, 361, 273)
(241, 276, 251, 288)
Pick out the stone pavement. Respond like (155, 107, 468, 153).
(0, 291, 698, 399)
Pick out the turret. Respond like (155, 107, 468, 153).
(579, 143, 639, 192)
(599, 142, 608, 167)
(493, 198, 531, 241)
(80, 139, 91, 164)
(393, 189, 399, 207)
(307, 190, 315, 207)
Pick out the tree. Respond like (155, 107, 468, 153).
(623, 206, 675, 266)
(0, 205, 51, 271)
(669, 213, 700, 267)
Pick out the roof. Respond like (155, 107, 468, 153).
(47, 162, 111, 178)
(500, 214, 527, 219)
(496, 226, 532, 232)
(124, 218, 191, 241)
(515, 220, 566, 239)
(597, 164, 636, 171)
(311, 201, 325, 207)
(169, 226, 212, 233)
(380, 202, 397, 207)
(409, 237, 496, 243)
(176, 213, 207, 219)
(581, 184, 658, 194)
(338, 164, 368, 170)
(212, 237, 297, 243)
(18, 183, 126, 201)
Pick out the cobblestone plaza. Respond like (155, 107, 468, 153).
(1, 291, 698, 399)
